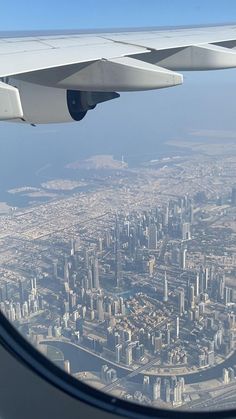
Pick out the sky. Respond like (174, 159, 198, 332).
(1, 0, 236, 193)
(0, 0, 236, 31)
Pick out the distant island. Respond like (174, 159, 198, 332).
(66, 154, 127, 170)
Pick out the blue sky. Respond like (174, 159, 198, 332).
(1, 0, 236, 31)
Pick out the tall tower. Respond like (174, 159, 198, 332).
(148, 223, 158, 249)
(97, 295, 104, 322)
(175, 316, 180, 340)
(179, 247, 187, 270)
(178, 287, 185, 316)
(92, 255, 100, 289)
(163, 271, 168, 303)
(189, 285, 195, 309)
(115, 216, 122, 288)
(181, 222, 191, 240)
(195, 274, 199, 298)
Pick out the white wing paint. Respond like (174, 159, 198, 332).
(0, 24, 235, 124)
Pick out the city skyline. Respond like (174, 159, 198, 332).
(1, 135, 236, 410)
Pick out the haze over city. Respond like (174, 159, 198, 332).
(1, 0, 236, 414)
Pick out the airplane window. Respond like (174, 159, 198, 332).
(1, 22, 236, 419)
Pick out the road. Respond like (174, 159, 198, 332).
(102, 357, 160, 393)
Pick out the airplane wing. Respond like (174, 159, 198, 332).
(0, 24, 236, 124)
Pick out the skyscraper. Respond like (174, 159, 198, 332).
(115, 217, 122, 288)
(152, 379, 161, 401)
(189, 285, 195, 309)
(148, 223, 158, 249)
(115, 344, 122, 364)
(204, 267, 209, 291)
(125, 344, 133, 366)
(175, 316, 180, 340)
(97, 295, 104, 322)
(163, 271, 168, 303)
(92, 256, 100, 289)
(161, 379, 171, 403)
(179, 247, 187, 269)
(181, 222, 191, 240)
(143, 376, 150, 394)
(19, 280, 27, 304)
(177, 288, 185, 316)
(195, 274, 199, 297)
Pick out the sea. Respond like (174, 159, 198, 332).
(0, 133, 187, 208)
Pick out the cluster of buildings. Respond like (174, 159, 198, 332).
(123, 375, 185, 407)
(0, 153, 236, 411)
(0, 278, 42, 322)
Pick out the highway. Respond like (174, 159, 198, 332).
(102, 357, 160, 393)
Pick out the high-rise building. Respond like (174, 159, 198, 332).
(70, 238, 75, 256)
(92, 256, 100, 289)
(161, 379, 171, 403)
(115, 344, 122, 364)
(31, 277, 37, 293)
(19, 280, 27, 304)
(64, 360, 71, 374)
(143, 376, 150, 394)
(181, 222, 191, 240)
(115, 217, 122, 288)
(64, 259, 69, 283)
(152, 379, 161, 401)
(223, 368, 230, 384)
(179, 247, 187, 269)
(148, 223, 158, 249)
(224, 287, 233, 305)
(165, 325, 171, 346)
(195, 274, 199, 297)
(98, 237, 103, 252)
(101, 365, 109, 383)
(148, 257, 155, 277)
(163, 205, 169, 227)
(204, 267, 209, 291)
(218, 276, 225, 301)
(231, 185, 236, 206)
(207, 350, 215, 366)
(97, 295, 104, 322)
(189, 285, 195, 309)
(106, 368, 117, 384)
(175, 316, 180, 340)
(173, 382, 183, 406)
(154, 332, 162, 353)
(177, 288, 185, 316)
(163, 272, 168, 303)
(190, 202, 194, 223)
(84, 248, 89, 270)
(229, 367, 235, 381)
(125, 345, 133, 366)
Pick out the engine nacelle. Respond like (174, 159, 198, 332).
(7, 78, 119, 124)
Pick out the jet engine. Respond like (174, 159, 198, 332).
(2, 79, 119, 124)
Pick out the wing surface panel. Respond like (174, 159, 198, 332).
(0, 25, 236, 93)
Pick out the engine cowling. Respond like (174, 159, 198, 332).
(7, 78, 119, 124)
